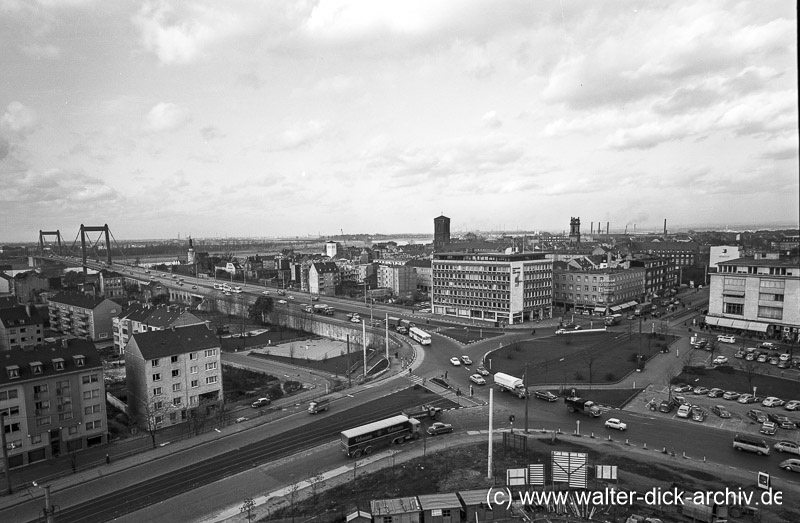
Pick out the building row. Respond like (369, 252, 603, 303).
(348, 489, 510, 523)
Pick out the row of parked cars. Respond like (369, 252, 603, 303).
(672, 384, 800, 411)
(735, 346, 797, 369)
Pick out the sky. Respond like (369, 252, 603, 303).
(0, 0, 797, 243)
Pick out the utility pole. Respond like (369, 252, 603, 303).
(346, 335, 351, 388)
(524, 362, 530, 433)
(487, 388, 493, 479)
(1, 411, 11, 494)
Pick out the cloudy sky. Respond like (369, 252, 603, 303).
(1, 0, 797, 242)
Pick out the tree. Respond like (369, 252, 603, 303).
(62, 271, 83, 289)
(307, 469, 325, 497)
(240, 497, 256, 522)
(248, 296, 274, 325)
(737, 359, 760, 395)
(136, 397, 174, 449)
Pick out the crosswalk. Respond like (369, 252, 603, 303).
(405, 374, 485, 407)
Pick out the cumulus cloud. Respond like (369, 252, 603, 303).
(143, 102, 191, 133)
(481, 111, 502, 128)
(1, 101, 38, 137)
(272, 120, 330, 150)
(0, 169, 120, 206)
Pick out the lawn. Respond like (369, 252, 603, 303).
(676, 365, 800, 400)
(487, 332, 677, 386)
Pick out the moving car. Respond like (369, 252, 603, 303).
(449, 357, 461, 366)
(427, 422, 454, 436)
(723, 391, 742, 400)
(460, 355, 473, 365)
(710, 405, 731, 418)
(712, 356, 728, 365)
(717, 334, 736, 343)
(251, 397, 271, 408)
(673, 384, 693, 393)
(747, 409, 769, 423)
(774, 441, 800, 455)
(262, 290, 270, 295)
(475, 366, 490, 376)
(693, 386, 709, 395)
(779, 458, 800, 473)
(469, 374, 486, 385)
(760, 342, 776, 350)
(707, 388, 725, 398)
(768, 413, 796, 429)
(760, 421, 778, 435)
(534, 390, 558, 402)
(604, 418, 627, 431)
(277, 299, 287, 304)
(762, 397, 785, 407)
(677, 405, 692, 418)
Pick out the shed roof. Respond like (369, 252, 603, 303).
(370, 497, 421, 516)
(416, 493, 462, 510)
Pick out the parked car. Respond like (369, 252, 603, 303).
(747, 409, 769, 423)
(691, 406, 707, 422)
(779, 353, 791, 362)
(659, 400, 675, 413)
(277, 299, 287, 304)
(693, 386, 710, 395)
(762, 397, 785, 407)
(672, 395, 689, 406)
(604, 418, 627, 431)
(712, 356, 728, 365)
(778, 360, 791, 369)
(717, 334, 736, 343)
(779, 458, 800, 473)
(723, 391, 742, 400)
(673, 384, 693, 393)
(710, 405, 731, 418)
(774, 441, 800, 455)
(738, 394, 758, 404)
(534, 390, 558, 402)
(427, 422, 454, 436)
(449, 357, 461, 366)
(760, 421, 778, 435)
(784, 400, 800, 411)
(745, 352, 757, 361)
(469, 374, 486, 385)
(707, 388, 725, 398)
(677, 405, 692, 418)
(475, 366, 489, 376)
(768, 413, 796, 429)
(760, 342, 776, 350)
(757, 354, 768, 363)
(769, 357, 780, 365)
(460, 355, 473, 365)
(734, 350, 746, 359)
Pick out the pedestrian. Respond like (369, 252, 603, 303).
(105, 453, 110, 464)
(445, 371, 448, 379)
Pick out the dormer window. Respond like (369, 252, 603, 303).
(30, 361, 44, 375)
(6, 365, 19, 379)
(73, 355, 85, 367)
(52, 358, 65, 371)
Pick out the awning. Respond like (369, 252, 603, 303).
(594, 306, 607, 313)
(744, 321, 770, 333)
(704, 316, 721, 327)
(610, 306, 622, 312)
(730, 319, 749, 330)
(626, 301, 638, 309)
(718, 318, 736, 328)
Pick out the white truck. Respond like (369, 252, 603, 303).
(494, 372, 527, 398)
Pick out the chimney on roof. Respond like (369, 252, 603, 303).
(61, 338, 68, 349)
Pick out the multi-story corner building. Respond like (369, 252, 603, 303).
(48, 292, 120, 342)
(378, 264, 416, 297)
(113, 304, 205, 354)
(432, 252, 552, 325)
(98, 270, 126, 301)
(405, 259, 432, 294)
(628, 255, 676, 300)
(309, 262, 340, 296)
(707, 253, 800, 342)
(552, 263, 646, 315)
(0, 338, 107, 467)
(124, 324, 223, 429)
(0, 304, 44, 351)
(708, 246, 741, 272)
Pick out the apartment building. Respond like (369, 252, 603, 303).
(628, 255, 676, 300)
(0, 338, 106, 467)
(98, 270, 126, 301)
(634, 241, 699, 269)
(48, 292, 120, 342)
(309, 262, 340, 296)
(432, 252, 552, 325)
(707, 253, 800, 342)
(553, 263, 646, 315)
(0, 304, 44, 351)
(378, 264, 416, 297)
(113, 303, 205, 354)
(124, 324, 223, 429)
(405, 259, 432, 293)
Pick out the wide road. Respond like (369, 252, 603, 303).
(12, 389, 452, 523)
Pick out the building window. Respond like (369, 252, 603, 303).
(190, 396, 198, 405)
(206, 376, 218, 385)
(85, 405, 102, 415)
(31, 434, 42, 444)
(154, 401, 163, 410)
(724, 303, 744, 315)
(153, 387, 163, 396)
(204, 349, 217, 357)
(172, 369, 180, 378)
(35, 417, 50, 427)
(151, 359, 160, 367)
(33, 384, 48, 394)
(205, 362, 217, 371)
(58, 412, 73, 421)
(172, 383, 181, 392)
(86, 420, 101, 430)
(0, 406, 20, 417)
(152, 373, 162, 382)
(190, 352, 197, 360)
(68, 426, 78, 435)
(191, 379, 199, 388)
(0, 390, 18, 401)
(82, 374, 99, 384)
(758, 306, 783, 320)
(190, 366, 198, 374)
(173, 397, 182, 406)
(171, 355, 179, 363)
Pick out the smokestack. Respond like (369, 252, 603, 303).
(590, 222, 594, 235)
(607, 222, 609, 235)
(664, 219, 667, 236)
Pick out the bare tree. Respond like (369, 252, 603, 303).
(240, 497, 256, 522)
(737, 359, 760, 395)
(584, 351, 597, 389)
(307, 469, 326, 497)
(135, 397, 174, 449)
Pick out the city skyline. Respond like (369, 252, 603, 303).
(1, 1, 797, 242)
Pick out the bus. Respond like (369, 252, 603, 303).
(340, 415, 420, 458)
(408, 327, 431, 345)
